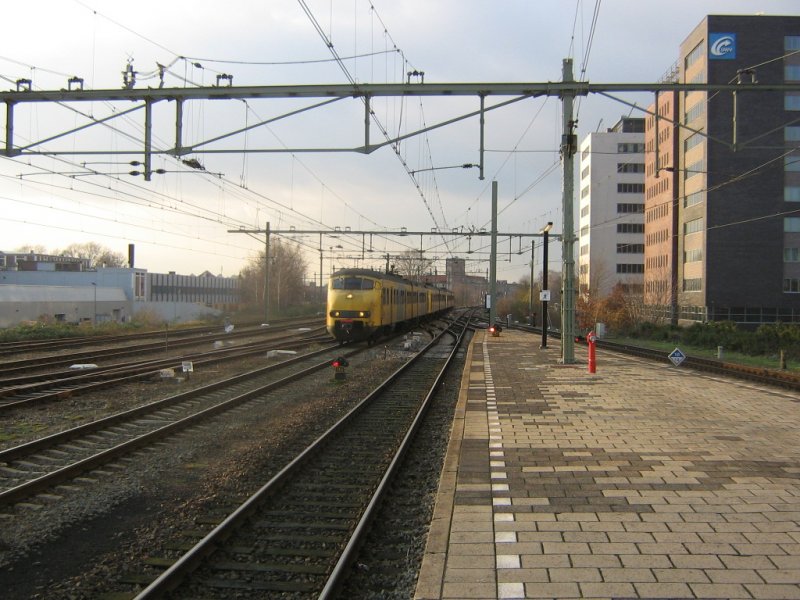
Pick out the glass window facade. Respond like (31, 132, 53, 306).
(684, 218, 704, 235)
(786, 187, 800, 202)
(783, 278, 800, 293)
(616, 263, 644, 274)
(684, 249, 703, 263)
(617, 223, 644, 234)
(617, 163, 645, 173)
(685, 41, 704, 70)
(785, 156, 800, 172)
(617, 143, 645, 153)
(685, 160, 705, 179)
(685, 132, 704, 152)
(683, 278, 702, 291)
(685, 191, 704, 207)
(786, 65, 800, 82)
(786, 94, 800, 111)
(786, 126, 800, 142)
(684, 102, 705, 124)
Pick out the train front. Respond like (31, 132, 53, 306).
(326, 270, 380, 343)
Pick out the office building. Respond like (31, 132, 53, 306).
(578, 117, 646, 298)
(654, 15, 800, 323)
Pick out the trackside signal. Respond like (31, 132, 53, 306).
(332, 356, 349, 381)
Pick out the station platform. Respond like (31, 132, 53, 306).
(415, 328, 800, 600)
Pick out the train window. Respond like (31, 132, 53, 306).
(332, 277, 375, 290)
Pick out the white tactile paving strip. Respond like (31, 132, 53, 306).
(415, 329, 800, 600)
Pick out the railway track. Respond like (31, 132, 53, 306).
(0, 318, 323, 377)
(0, 322, 232, 357)
(128, 312, 473, 599)
(0, 316, 320, 358)
(0, 343, 361, 508)
(0, 329, 332, 411)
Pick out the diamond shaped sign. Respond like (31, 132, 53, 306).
(668, 347, 686, 366)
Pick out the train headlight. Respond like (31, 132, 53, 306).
(359, 311, 365, 317)
(333, 311, 340, 317)
(346, 293, 353, 299)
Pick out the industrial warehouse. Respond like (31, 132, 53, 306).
(0, 249, 240, 327)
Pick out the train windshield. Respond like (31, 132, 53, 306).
(332, 276, 375, 290)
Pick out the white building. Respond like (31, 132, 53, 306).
(578, 117, 646, 298)
(0, 261, 241, 328)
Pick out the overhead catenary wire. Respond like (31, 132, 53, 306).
(296, 0, 458, 254)
(0, 6, 416, 267)
(5, 4, 799, 284)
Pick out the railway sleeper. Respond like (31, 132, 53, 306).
(256, 532, 347, 544)
(118, 573, 156, 585)
(260, 509, 357, 519)
(203, 577, 317, 592)
(211, 560, 329, 574)
(253, 519, 353, 531)
(227, 545, 336, 558)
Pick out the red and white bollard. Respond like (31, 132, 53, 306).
(587, 331, 597, 374)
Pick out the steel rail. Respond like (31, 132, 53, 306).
(320, 311, 474, 598)
(0, 326, 327, 389)
(0, 334, 332, 413)
(132, 312, 472, 599)
(0, 345, 362, 507)
(0, 316, 317, 356)
(0, 321, 324, 377)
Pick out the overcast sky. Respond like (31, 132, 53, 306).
(2, 0, 798, 283)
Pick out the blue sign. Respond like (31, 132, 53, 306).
(668, 348, 686, 367)
(709, 33, 736, 60)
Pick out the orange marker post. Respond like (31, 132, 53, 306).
(587, 331, 597, 374)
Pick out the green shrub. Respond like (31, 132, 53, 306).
(628, 320, 800, 361)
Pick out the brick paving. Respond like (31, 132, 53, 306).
(416, 329, 800, 599)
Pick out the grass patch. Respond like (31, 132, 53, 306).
(611, 335, 798, 372)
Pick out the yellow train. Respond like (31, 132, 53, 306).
(326, 268, 454, 343)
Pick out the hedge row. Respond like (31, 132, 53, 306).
(633, 321, 800, 360)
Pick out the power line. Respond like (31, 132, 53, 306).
(181, 49, 401, 67)
(296, 0, 454, 248)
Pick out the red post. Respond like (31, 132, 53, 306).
(587, 331, 597, 374)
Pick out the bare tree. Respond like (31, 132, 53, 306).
(581, 258, 613, 297)
(239, 239, 308, 313)
(13, 244, 48, 254)
(392, 250, 435, 282)
(577, 285, 605, 332)
(58, 242, 127, 268)
(644, 264, 677, 324)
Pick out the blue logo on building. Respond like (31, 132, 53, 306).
(709, 33, 736, 60)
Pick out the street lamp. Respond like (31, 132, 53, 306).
(539, 222, 553, 349)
